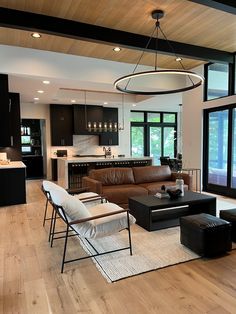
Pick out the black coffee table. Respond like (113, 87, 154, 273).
(128, 191, 216, 231)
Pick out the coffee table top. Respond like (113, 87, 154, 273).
(129, 191, 216, 210)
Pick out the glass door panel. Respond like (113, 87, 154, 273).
(163, 127, 175, 158)
(208, 110, 228, 186)
(231, 109, 236, 188)
(150, 127, 161, 165)
(131, 126, 144, 157)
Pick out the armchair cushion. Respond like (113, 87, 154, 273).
(73, 202, 136, 239)
(62, 195, 91, 221)
(43, 180, 67, 194)
(49, 188, 69, 206)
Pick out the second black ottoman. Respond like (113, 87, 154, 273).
(220, 208, 236, 242)
(180, 213, 232, 257)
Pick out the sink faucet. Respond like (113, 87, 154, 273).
(103, 146, 112, 158)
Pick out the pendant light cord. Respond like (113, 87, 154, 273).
(158, 25, 195, 86)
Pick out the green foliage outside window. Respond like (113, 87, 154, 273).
(131, 126, 144, 157)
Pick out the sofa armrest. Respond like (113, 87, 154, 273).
(82, 176, 103, 194)
(171, 172, 193, 191)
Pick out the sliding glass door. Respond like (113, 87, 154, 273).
(208, 110, 228, 186)
(203, 105, 236, 197)
(231, 108, 236, 188)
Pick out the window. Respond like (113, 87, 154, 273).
(204, 63, 230, 101)
(130, 111, 144, 122)
(130, 111, 177, 165)
(147, 113, 160, 122)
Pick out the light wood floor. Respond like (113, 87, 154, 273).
(1, 180, 236, 314)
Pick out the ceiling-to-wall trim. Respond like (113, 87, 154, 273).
(0, 7, 233, 64)
(189, 0, 236, 15)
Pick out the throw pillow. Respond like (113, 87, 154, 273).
(62, 195, 91, 220)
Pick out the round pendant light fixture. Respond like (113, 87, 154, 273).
(114, 10, 204, 95)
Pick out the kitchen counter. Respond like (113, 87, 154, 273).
(0, 161, 26, 169)
(55, 156, 152, 163)
(57, 156, 153, 189)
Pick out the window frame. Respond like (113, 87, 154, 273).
(130, 110, 177, 160)
(203, 103, 236, 198)
(204, 62, 235, 102)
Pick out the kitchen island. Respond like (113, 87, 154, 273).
(0, 161, 26, 206)
(57, 156, 153, 189)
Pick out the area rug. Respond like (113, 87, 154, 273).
(78, 197, 236, 283)
(79, 225, 200, 283)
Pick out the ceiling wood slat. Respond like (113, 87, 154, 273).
(0, 6, 233, 64)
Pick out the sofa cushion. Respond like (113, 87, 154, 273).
(138, 181, 189, 195)
(89, 167, 135, 186)
(102, 184, 148, 205)
(132, 165, 172, 184)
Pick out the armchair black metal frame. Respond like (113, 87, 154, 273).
(41, 184, 106, 244)
(51, 201, 133, 273)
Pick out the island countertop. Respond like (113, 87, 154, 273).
(55, 156, 153, 163)
(0, 161, 26, 169)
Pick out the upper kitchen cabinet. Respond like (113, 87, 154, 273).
(99, 107, 119, 146)
(0, 74, 11, 147)
(8, 93, 21, 160)
(50, 104, 73, 146)
(73, 104, 103, 135)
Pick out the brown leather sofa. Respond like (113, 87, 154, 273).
(82, 165, 193, 208)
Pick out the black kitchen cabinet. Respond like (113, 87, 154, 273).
(50, 104, 73, 146)
(8, 93, 21, 160)
(51, 158, 58, 181)
(99, 107, 119, 146)
(0, 88, 21, 160)
(0, 167, 26, 206)
(0, 74, 11, 147)
(73, 104, 103, 135)
(22, 155, 44, 179)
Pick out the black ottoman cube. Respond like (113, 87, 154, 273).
(180, 213, 232, 257)
(220, 209, 236, 242)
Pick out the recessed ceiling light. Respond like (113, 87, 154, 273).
(34, 97, 39, 100)
(37, 90, 44, 93)
(31, 32, 42, 38)
(43, 80, 50, 84)
(104, 102, 108, 105)
(132, 104, 136, 107)
(175, 57, 182, 62)
(113, 47, 121, 52)
(71, 99, 76, 103)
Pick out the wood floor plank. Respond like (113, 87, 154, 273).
(2, 179, 236, 313)
(24, 278, 52, 314)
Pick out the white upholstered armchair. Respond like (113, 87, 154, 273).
(42, 181, 135, 273)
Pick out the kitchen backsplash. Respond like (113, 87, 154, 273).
(51, 135, 119, 157)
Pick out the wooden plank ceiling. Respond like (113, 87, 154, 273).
(0, 0, 235, 69)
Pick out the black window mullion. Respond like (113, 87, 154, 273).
(227, 108, 233, 188)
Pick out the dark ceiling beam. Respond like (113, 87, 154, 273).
(189, 0, 236, 14)
(0, 7, 233, 64)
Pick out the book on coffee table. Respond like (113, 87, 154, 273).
(154, 190, 170, 199)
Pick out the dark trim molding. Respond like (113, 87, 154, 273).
(189, 0, 236, 15)
(0, 7, 233, 64)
